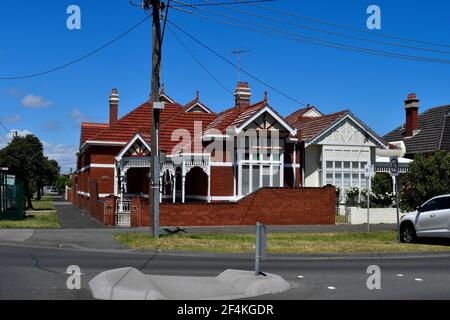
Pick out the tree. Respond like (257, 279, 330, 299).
(401, 150, 450, 211)
(372, 173, 392, 195)
(56, 175, 71, 194)
(0, 134, 46, 209)
(40, 159, 60, 197)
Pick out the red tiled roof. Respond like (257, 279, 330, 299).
(287, 110, 350, 142)
(87, 102, 183, 145)
(206, 101, 267, 133)
(80, 123, 109, 145)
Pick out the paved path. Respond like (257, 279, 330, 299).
(53, 196, 106, 229)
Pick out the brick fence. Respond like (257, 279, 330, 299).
(129, 186, 336, 227)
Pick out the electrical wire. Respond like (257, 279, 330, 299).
(248, 2, 450, 50)
(171, 0, 275, 8)
(166, 24, 234, 96)
(200, 0, 450, 55)
(0, 15, 152, 80)
(171, 6, 450, 64)
(166, 18, 308, 107)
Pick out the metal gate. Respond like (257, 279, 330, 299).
(0, 169, 25, 220)
(115, 199, 131, 227)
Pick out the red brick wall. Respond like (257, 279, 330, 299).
(131, 186, 335, 227)
(211, 166, 234, 196)
(90, 167, 114, 195)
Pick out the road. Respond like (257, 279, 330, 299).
(0, 243, 449, 300)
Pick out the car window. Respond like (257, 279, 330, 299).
(435, 197, 450, 211)
(421, 199, 439, 212)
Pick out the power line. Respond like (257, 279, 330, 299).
(248, 2, 450, 50)
(200, 0, 450, 55)
(0, 15, 152, 80)
(171, 0, 275, 8)
(0, 120, 10, 134)
(166, 24, 234, 96)
(172, 6, 450, 64)
(166, 19, 308, 107)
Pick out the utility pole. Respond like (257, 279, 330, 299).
(144, 0, 163, 238)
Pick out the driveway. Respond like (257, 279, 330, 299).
(53, 196, 106, 229)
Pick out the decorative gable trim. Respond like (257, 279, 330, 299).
(160, 93, 175, 104)
(185, 102, 212, 114)
(116, 134, 151, 161)
(236, 106, 296, 135)
(307, 114, 387, 148)
(303, 107, 322, 118)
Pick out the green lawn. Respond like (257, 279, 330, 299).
(0, 197, 60, 229)
(115, 231, 450, 254)
(31, 197, 55, 210)
(0, 212, 60, 229)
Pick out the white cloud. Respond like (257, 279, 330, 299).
(0, 129, 33, 149)
(0, 130, 76, 174)
(70, 108, 92, 125)
(21, 94, 52, 108)
(42, 141, 77, 173)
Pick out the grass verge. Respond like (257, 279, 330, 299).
(0, 197, 60, 229)
(0, 212, 60, 229)
(115, 231, 450, 254)
(31, 197, 55, 210)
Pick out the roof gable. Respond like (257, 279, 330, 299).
(116, 133, 151, 160)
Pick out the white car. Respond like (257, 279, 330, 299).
(400, 195, 450, 243)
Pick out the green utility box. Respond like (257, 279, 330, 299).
(0, 169, 25, 220)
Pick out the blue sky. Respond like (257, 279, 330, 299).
(0, 0, 449, 173)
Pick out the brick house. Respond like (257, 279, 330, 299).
(72, 82, 394, 226)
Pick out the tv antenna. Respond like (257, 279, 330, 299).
(232, 49, 251, 82)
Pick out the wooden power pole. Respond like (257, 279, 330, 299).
(144, 0, 162, 238)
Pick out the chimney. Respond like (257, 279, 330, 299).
(109, 88, 119, 126)
(404, 93, 419, 137)
(234, 82, 251, 109)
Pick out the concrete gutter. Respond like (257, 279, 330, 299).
(89, 268, 290, 300)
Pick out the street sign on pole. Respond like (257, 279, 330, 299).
(389, 157, 401, 241)
(389, 156, 400, 177)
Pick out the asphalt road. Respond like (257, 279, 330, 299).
(0, 244, 449, 300)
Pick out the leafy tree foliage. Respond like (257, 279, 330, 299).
(401, 150, 450, 211)
(0, 134, 62, 208)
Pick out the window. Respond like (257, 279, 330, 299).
(252, 166, 261, 191)
(430, 197, 450, 211)
(273, 165, 281, 187)
(421, 199, 439, 212)
(242, 165, 250, 195)
(263, 166, 271, 187)
(326, 173, 333, 185)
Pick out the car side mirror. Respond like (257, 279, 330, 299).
(416, 206, 421, 213)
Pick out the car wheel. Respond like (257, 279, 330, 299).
(400, 223, 417, 243)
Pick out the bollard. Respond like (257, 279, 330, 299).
(255, 222, 267, 276)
